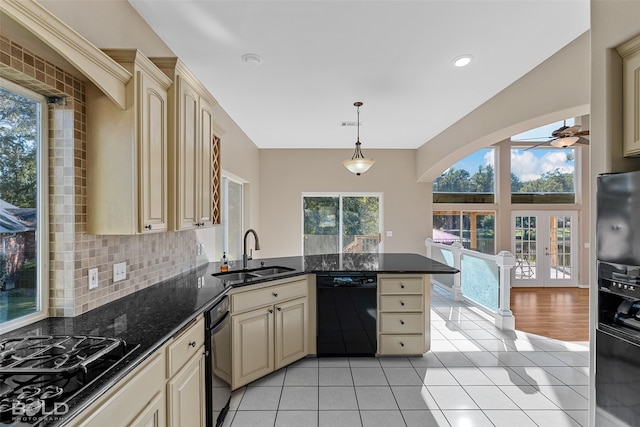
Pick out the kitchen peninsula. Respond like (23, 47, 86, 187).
(0, 253, 457, 426)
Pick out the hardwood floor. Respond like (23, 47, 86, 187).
(510, 287, 590, 342)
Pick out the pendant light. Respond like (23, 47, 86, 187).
(343, 102, 375, 175)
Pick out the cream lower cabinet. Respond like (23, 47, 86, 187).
(166, 316, 206, 427)
(377, 274, 430, 355)
(69, 315, 206, 427)
(229, 277, 310, 389)
(68, 350, 167, 427)
(167, 351, 206, 427)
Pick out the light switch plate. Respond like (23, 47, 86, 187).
(113, 262, 127, 282)
(88, 268, 98, 290)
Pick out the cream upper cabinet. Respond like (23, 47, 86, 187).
(377, 274, 430, 355)
(228, 277, 310, 389)
(151, 58, 221, 230)
(86, 49, 171, 234)
(618, 34, 640, 156)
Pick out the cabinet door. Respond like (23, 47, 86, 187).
(275, 297, 308, 369)
(167, 351, 206, 427)
(232, 306, 274, 389)
(623, 49, 640, 156)
(130, 390, 166, 427)
(197, 97, 214, 227)
(176, 79, 200, 230)
(138, 71, 168, 232)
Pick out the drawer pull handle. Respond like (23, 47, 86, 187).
(400, 320, 405, 325)
(400, 301, 405, 306)
(189, 341, 196, 348)
(400, 284, 405, 289)
(273, 292, 278, 297)
(400, 342, 405, 347)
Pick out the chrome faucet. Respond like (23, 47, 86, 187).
(243, 229, 261, 269)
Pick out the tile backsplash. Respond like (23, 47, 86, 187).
(1, 35, 201, 317)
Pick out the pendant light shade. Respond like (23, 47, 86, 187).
(343, 102, 374, 175)
(550, 136, 579, 147)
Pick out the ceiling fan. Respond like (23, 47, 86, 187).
(517, 122, 590, 150)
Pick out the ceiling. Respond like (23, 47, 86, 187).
(128, 1, 589, 150)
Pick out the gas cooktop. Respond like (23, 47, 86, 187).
(0, 335, 131, 427)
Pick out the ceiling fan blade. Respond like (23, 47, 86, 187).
(512, 137, 554, 141)
(523, 140, 553, 151)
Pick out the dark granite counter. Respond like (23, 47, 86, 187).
(214, 252, 459, 288)
(0, 252, 456, 425)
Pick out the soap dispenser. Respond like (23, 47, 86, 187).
(220, 252, 229, 272)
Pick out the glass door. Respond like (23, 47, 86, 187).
(512, 211, 578, 286)
(303, 194, 381, 256)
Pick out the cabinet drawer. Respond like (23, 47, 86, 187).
(167, 316, 205, 377)
(379, 335, 425, 355)
(379, 295, 423, 312)
(379, 277, 423, 294)
(231, 280, 307, 313)
(379, 313, 423, 334)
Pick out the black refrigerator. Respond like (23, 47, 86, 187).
(596, 170, 640, 426)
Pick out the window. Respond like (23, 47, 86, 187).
(510, 147, 576, 203)
(215, 176, 243, 262)
(433, 148, 495, 203)
(0, 80, 47, 329)
(433, 210, 495, 254)
(303, 194, 381, 255)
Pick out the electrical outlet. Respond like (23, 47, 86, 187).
(88, 268, 98, 290)
(113, 262, 127, 282)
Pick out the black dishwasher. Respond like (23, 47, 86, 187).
(316, 273, 377, 356)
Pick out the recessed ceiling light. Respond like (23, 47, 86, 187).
(453, 54, 474, 68)
(241, 53, 262, 66)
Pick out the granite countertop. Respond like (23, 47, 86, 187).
(0, 252, 457, 425)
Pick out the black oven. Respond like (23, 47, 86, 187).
(316, 273, 377, 357)
(597, 261, 640, 427)
(204, 295, 230, 427)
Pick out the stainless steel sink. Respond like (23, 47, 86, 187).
(212, 266, 295, 282)
(212, 271, 260, 281)
(250, 266, 295, 277)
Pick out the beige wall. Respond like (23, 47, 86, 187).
(258, 149, 430, 258)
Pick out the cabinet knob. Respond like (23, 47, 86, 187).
(400, 320, 405, 325)
(144, 224, 152, 230)
(400, 301, 405, 306)
(277, 307, 282, 311)
(400, 342, 405, 347)
(189, 341, 196, 348)
(400, 284, 405, 289)
(273, 292, 278, 297)
(268, 309, 273, 314)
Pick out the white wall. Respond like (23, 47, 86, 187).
(258, 149, 430, 258)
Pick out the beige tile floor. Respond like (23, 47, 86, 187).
(224, 286, 589, 427)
